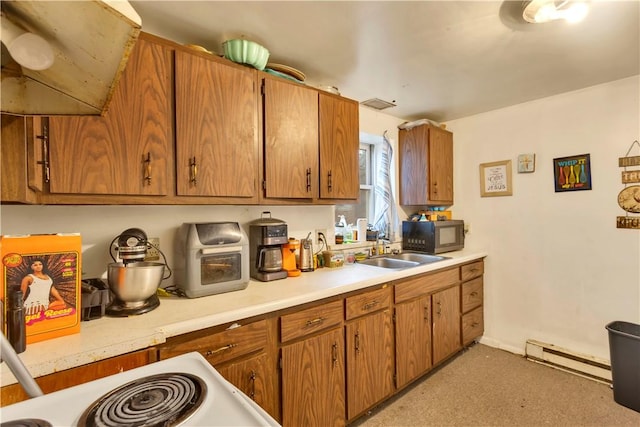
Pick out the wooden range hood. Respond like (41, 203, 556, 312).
(1, 0, 141, 116)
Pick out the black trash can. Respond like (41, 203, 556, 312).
(606, 321, 640, 413)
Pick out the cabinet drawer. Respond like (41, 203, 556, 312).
(280, 299, 344, 343)
(345, 286, 391, 320)
(461, 260, 484, 282)
(394, 268, 459, 303)
(462, 306, 484, 345)
(159, 319, 267, 365)
(461, 277, 483, 313)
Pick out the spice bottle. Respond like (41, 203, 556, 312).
(7, 290, 26, 354)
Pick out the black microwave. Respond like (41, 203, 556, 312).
(402, 220, 465, 254)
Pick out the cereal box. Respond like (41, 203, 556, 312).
(1, 234, 81, 344)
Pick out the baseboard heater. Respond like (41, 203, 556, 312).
(525, 339, 611, 384)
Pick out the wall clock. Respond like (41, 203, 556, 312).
(617, 185, 640, 213)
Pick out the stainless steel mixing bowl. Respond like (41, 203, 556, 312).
(107, 262, 165, 303)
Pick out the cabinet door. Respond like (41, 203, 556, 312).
(263, 77, 318, 199)
(175, 51, 258, 198)
(47, 36, 171, 195)
(216, 353, 277, 419)
(281, 327, 345, 427)
(319, 93, 359, 200)
(0, 114, 40, 203)
(428, 126, 453, 203)
(399, 125, 453, 205)
(345, 309, 394, 420)
(432, 285, 461, 365)
(395, 295, 432, 389)
(399, 125, 428, 205)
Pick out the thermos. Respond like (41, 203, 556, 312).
(7, 290, 26, 354)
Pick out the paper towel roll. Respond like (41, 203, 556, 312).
(356, 218, 367, 242)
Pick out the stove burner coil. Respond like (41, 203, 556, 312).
(78, 373, 206, 427)
(1, 420, 53, 427)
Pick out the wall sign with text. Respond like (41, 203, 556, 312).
(553, 153, 591, 192)
(479, 160, 512, 197)
(617, 140, 640, 229)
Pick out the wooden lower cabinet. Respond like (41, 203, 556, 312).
(0, 260, 484, 425)
(432, 285, 462, 365)
(462, 306, 484, 345)
(0, 348, 156, 407)
(157, 318, 279, 421)
(395, 295, 432, 388)
(281, 327, 346, 427)
(216, 353, 274, 414)
(345, 287, 394, 421)
(461, 260, 485, 345)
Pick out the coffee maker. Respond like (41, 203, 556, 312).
(249, 212, 288, 282)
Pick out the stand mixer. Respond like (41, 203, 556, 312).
(106, 228, 169, 316)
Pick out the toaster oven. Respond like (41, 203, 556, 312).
(174, 222, 249, 298)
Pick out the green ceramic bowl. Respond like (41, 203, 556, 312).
(223, 39, 269, 70)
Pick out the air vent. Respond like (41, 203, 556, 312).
(360, 98, 396, 110)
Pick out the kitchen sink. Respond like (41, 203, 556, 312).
(357, 252, 450, 269)
(357, 257, 420, 269)
(386, 252, 450, 264)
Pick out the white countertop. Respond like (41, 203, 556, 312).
(1, 250, 486, 387)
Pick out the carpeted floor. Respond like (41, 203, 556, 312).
(352, 343, 640, 426)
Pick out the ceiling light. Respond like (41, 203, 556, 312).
(1, 13, 54, 70)
(523, 0, 590, 24)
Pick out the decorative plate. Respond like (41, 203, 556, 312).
(184, 44, 212, 54)
(266, 63, 306, 81)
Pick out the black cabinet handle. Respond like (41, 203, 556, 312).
(36, 119, 50, 183)
(144, 152, 152, 185)
(189, 157, 198, 185)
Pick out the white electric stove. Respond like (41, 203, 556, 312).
(1, 352, 280, 427)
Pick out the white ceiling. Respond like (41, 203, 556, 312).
(129, 0, 640, 122)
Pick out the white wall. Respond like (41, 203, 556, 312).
(447, 76, 640, 359)
(0, 205, 334, 281)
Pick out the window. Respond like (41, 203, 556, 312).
(336, 131, 399, 242)
(335, 143, 374, 227)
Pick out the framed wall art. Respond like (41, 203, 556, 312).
(517, 153, 536, 173)
(479, 160, 512, 197)
(553, 153, 592, 192)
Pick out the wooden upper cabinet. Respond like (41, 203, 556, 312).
(175, 50, 258, 198)
(47, 35, 172, 196)
(319, 93, 359, 200)
(1, 114, 40, 203)
(262, 77, 319, 199)
(399, 124, 453, 205)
